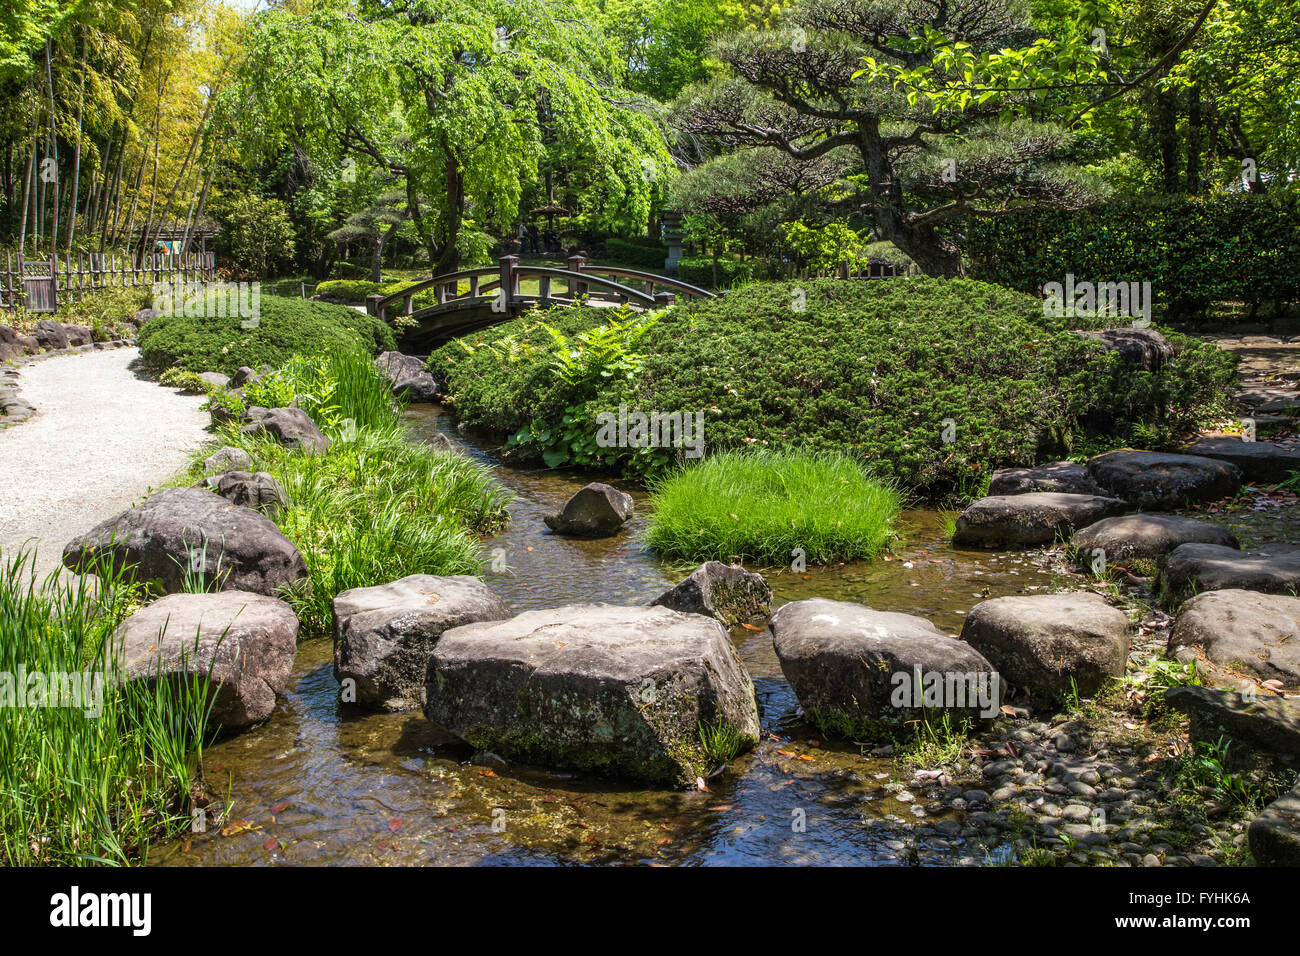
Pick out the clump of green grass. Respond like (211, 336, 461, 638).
(203, 421, 512, 633)
(698, 718, 748, 767)
(896, 710, 972, 767)
(0, 549, 215, 865)
(644, 448, 901, 565)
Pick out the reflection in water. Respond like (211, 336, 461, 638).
(153, 405, 1081, 867)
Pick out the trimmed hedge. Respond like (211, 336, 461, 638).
(428, 278, 1237, 497)
(965, 194, 1300, 317)
(601, 236, 668, 269)
(138, 295, 397, 375)
(315, 279, 422, 304)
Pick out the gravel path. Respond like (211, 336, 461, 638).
(0, 348, 210, 579)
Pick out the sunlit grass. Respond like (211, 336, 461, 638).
(644, 448, 902, 565)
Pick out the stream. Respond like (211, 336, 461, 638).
(153, 405, 1135, 866)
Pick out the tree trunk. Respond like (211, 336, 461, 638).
(1185, 83, 1201, 193)
(1155, 87, 1181, 194)
(434, 143, 463, 275)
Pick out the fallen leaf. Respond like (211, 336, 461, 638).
(221, 819, 260, 837)
(270, 800, 291, 815)
(263, 838, 280, 852)
(387, 818, 403, 832)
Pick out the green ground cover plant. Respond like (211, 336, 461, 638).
(138, 295, 396, 375)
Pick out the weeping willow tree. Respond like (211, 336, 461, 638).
(229, 0, 675, 274)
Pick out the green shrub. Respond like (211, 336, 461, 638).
(429, 278, 1237, 498)
(965, 193, 1300, 317)
(602, 236, 668, 269)
(57, 286, 149, 339)
(0, 550, 215, 865)
(138, 294, 397, 375)
(198, 422, 512, 633)
(676, 255, 779, 289)
(645, 448, 902, 564)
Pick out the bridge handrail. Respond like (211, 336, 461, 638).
(577, 266, 715, 300)
(372, 266, 499, 315)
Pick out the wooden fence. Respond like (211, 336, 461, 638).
(0, 251, 216, 314)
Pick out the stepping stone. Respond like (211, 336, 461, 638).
(1070, 514, 1239, 567)
(110, 591, 298, 729)
(952, 493, 1127, 548)
(333, 574, 510, 711)
(1182, 437, 1300, 484)
(198, 371, 230, 390)
(1165, 686, 1300, 771)
(988, 461, 1103, 496)
(544, 482, 634, 537)
(649, 560, 772, 626)
(1168, 590, 1300, 689)
(63, 486, 308, 597)
(1075, 328, 1174, 370)
(1161, 543, 1300, 604)
(770, 598, 1001, 738)
(242, 406, 331, 454)
(1086, 449, 1241, 510)
(425, 604, 760, 787)
(1250, 779, 1300, 866)
(1239, 387, 1300, 414)
(959, 592, 1129, 702)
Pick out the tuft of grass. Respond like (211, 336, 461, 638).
(896, 710, 972, 767)
(698, 718, 748, 767)
(199, 420, 512, 634)
(644, 448, 902, 565)
(0, 549, 215, 865)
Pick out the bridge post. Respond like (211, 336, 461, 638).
(654, 292, 676, 309)
(567, 255, 587, 300)
(839, 259, 851, 280)
(499, 255, 519, 310)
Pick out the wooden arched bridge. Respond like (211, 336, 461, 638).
(366, 255, 715, 351)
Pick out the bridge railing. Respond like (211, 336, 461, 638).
(367, 255, 715, 324)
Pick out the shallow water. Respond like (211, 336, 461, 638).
(152, 406, 1100, 867)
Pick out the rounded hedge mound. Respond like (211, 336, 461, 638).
(138, 295, 397, 375)
(428, 277, 1236, 497)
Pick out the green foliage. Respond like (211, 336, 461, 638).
(137, 294, 397, 376)
(0, 549, 214, 865)
(781, 219, 867, 275)
(431, 277, 1236, 497)
(199, 421, 511, 634)
(698, 717, 748, 767)
(56, 286, 149, 340)
(676, 255, 782, 289)
(966, 194, 1300, 316)
(315, 279, 424, 304)
(1173, 737, 1257, 811)
(241, 347, 399, 434)
(211, 191, 297, 279)
(644, 448, 902, 564)
(159, 368, 216, 394)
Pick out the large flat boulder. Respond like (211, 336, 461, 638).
(1165, 686, 1300, 772)
(62, 486, 308, 597)
(959, 593, 1129, 703)
(1161, 543, 1300, 604)
(1086, 449, 1241, 510)
(770, 598, 1000, 738)
(111, 591, 298, 729)
(1168, 590, 1300, 689)
(241, 406, 331, 455)
(425, 604, 760, 786)
(1070, 514, 1239, 567)
(0, 325, 38, 361)
(1182, 437, 1300, 485)
(1250, 779, 1300, 866)
(649, 561, 772, 626)
(375, 351, 442, 403)
(333, 574, 510, 711)
(31, 319, 69, 350)
(544, 482, 634, 537)
(952, 493, 1127, 548)
(988, 461, 1104, 496)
